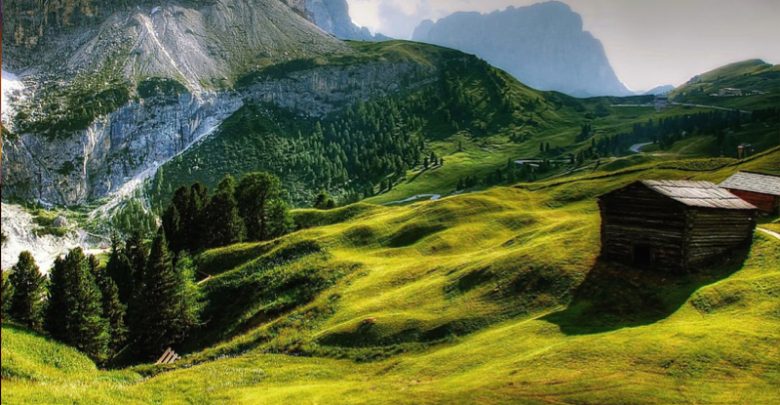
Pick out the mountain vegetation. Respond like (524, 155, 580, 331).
(148, 41, 566, 206)
(2, 2, 780, 404)
(671, 59, 780, 108)
(2, 148, 779, 403)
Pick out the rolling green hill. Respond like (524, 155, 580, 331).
(671, 59, 780, 109)
(4, 149, 779, 404)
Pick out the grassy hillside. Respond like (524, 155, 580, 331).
(149, 40, 578, 207)
(4, 150, 779, 404)
(671, 59, 780, 109)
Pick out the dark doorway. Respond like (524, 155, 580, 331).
(633, 244, 653, 267)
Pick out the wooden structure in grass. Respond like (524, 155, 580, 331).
(720, 171, 780, 214)
(155, 347, 180, 365)
(598, 180, 757, 272)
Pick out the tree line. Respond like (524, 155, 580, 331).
(1, 171, 314, 364)
(583, 108, 778, 158)
(2, 232, 198, 364)
(162, 172, 293, 253)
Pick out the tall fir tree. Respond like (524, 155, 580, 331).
(1, 272, 13, 323)
(236, 172, 284, 241)
(45, 248, 109, 362)
(162, 203, 182, 252)
(131, 229, 198, 358)
(106, 235, 134, 304)
(89, 255, 128, 356)
(165, 187, 189, 253)
(205, 175, 245, 248)
(187, 183, 210, 251)
(8, 252, 46, 329)
(125, 231, 148, 292)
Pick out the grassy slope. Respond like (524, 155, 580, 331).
(365, 100, 779, 205)
(151, 40, 579, 206)
(3, 150, 779, 404)
(670, 59, 780, 109)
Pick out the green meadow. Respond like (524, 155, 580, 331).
(4, 148, 779, 404)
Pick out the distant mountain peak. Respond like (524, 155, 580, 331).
(285, 0, 390, 41)
(412, 2, 630, 97)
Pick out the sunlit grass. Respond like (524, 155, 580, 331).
(3, 150, 779, 404)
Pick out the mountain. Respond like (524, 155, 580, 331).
(670, 59, 780, 109)
(287, 0, 390, 41)
(412, 1, 631, 97)
(1, 0, 566, 207)
(643, 85, 675, 96)
(1, 0, 348, 205)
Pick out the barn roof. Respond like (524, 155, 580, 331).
(720, 172, 780, 197)
(640, 180, 757, 210)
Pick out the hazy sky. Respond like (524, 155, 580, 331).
(346, 0, 780, 91)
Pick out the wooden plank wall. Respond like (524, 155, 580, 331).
(686, 209, 756, 266)
(599, 185, 688, 271)
(727, 189, 779, 214)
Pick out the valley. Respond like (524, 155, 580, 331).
(3, 149, 779, 404)
(2, 1, 780, 404)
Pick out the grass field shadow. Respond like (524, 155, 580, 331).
(543, 249, 750, 335)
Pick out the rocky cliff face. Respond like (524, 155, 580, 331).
(4, 92, 242, 204)
(0, 0, 421, 205)
(301, 0, 389, 41)
(0, 0, 349, 205)
(412, 1, 630, 97)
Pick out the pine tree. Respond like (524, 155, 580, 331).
(205, 176, 245, 248)
(8, 252, 46, 329)
(45, 248, 109, 362)
(236, 172, 285, 241)
(125, 231, 148, 292)
(1, 273, 13, 323)
(313, 191, 336, 210)
(106, 236, 134, 304)
(45, 257, 68, 338)
(187, 183, 210, 251)
(90, 255, 127, 356)
(132, 229, 198, 358)
(162, 203, 183, 253)
(265, 200, 293, 239)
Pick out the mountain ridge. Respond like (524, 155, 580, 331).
(412, 1, 631, 97)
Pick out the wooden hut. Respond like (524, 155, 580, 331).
(598, 180, 757, 272)
(720, 171, 780, 214)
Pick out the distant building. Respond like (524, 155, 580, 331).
(718, 88, 743, 97)
(654, 95, 669, 112)
(737, 143, 755, 159)
(720, 172, 780, 214)
(598, 180, 756, 272)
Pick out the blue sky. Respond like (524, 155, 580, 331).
(346, 0, 780, 91)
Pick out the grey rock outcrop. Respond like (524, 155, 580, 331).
(284, 0, 390, 41)
(304, 0, 389, 41)
(1, 0, 349, 205)
(412, 1, 631, 97)
(3, 91, 243, 204)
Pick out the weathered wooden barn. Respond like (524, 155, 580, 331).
(598, 180, 757, 272)
(720, 171, 780, 214)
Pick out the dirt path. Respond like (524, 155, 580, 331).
(629, 142, 653, 153)
(385, 194, 442, 205)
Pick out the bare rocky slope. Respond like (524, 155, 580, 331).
(0, 0, 350, 205)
